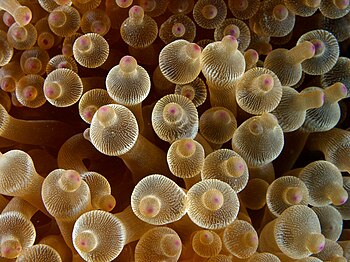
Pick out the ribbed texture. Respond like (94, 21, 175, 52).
(16, 244, 62, 262)
(106, 58, 150, 105)
(73, 33, 109, 68)
(152, 94, 198, 143)
(73, 210, 126, 262)
(266, 176, 309, 216)
(44, 68, 83, 107)
(298, 30, 340, 75)
(159, 14, 196, 44)
(131, 174, 187, 225)
(7, 23, 37, 50)
(202, 149, 248, 193)
(42, 169, 91, 219)
(186, 179, 239, 229)
(159, 40, 202, 85)
(48, 5, 81, 37)
(236, 67, 282, 115)
(274, 205, 324, 259)
(90, 104, 138, 156)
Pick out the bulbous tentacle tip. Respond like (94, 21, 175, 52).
(201, 4, 218, 20)
(225, 156, 245, 177)
(306, 233, 325, 254)
(48, 10, 67, 27)
(161, 234, 182, 257)
(129, 5, 145, 19)
(96, 105, 116, 125)
(185, 43, 202, 59)
(202, 189, 224, 211)
(221, 35, 238, 51)
(330, 188, 348, 205)
(61, 170, 81, 190)
(99, 194, 117, 212)
(176, 139, 196, 157)
(305, 0, 321, 8)
(139, 195, 162, 218)
(75, 35, 92, 52)
(55, 0, 71, 5)
(273, 4, 289, 21)
(119, 55, 138, 73)
(1, 239, 22, 259)
(233, 0, 249, 11)
(244, 231, 259, 248)
(44, 83, 62, 100)
(22, 86, 38, 102)
(334, 0, 350, 9)
(14, 6, 32, 26)
(116, 0, 133, 8)
(74, 231, 98, 253)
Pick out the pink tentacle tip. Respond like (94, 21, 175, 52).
(341, 84, 347, 94)
(92, 22, 105, 34)
(318, 243, 325, 252)
(292, 194, 302, 202)
(175, 26, 182, 32)
(313, 41, 322, 50)
(58, 61, 69, 69)
(339, 196, 348, 205)
(267, 45, 273, 54)
(145, 206, 155, 215)
(192, 43, 201, 53)
(308, 44, 316, 57)
(217, 110, 228, 118)
(24, 14, 31, 23)
(275, 6, 285, 13)
(99, 105, 109, 112)
(207, 9, 216, 17)
(26, 60, 40, 71)
(45, 87, 55, 96)
(23, 88, 36, 100)
(229, 28, 238, 36)
(131, 6, 142, 15)
(13, 29, 23, 39)
(184, 141, 194, 151)
(174, 240, 181, 247)
(339, 0, 350, 7)
(50, 13, 61, 23)
(228, 35, 237, 42)
(213, 196, 221, 204)
(2, 247, 11, 255)
(122, 55, 133, 64)
(237, 163, 244, 171)
(236, 0, 247, 9)
(3, 12, 15, 27)
(184, 91, 192, 98)
(84, 111, 93, 119)
(264, 78, 272, 85)
(168, 105, 179, 115)
(61, 49, 68, 56)
(42, 38, 49, 46)
(70, 173, 81, 183)
(78, 37, 90, 47)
